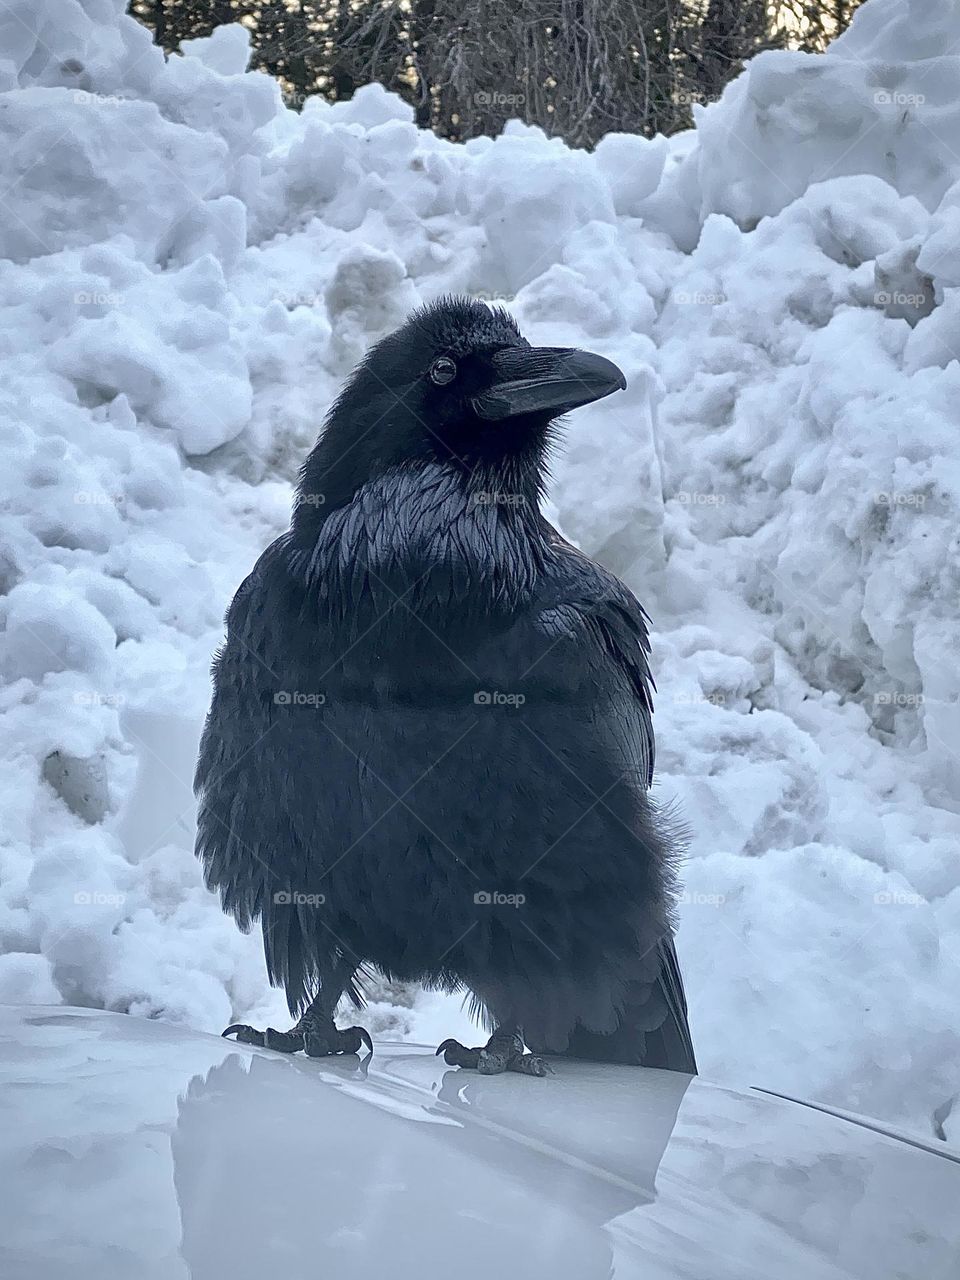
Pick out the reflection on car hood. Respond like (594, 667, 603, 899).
(0, 1006, 957, 1280)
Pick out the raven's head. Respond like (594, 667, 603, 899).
(296, 296, 625, 520)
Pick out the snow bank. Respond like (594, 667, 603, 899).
(1, 0, 958, 1140)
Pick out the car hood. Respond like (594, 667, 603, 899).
(0, 1005, 957, 1280)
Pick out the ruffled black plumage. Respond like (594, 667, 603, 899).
(195, 296, 696, 1071)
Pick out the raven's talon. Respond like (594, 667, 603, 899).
(336, 1024, 373, 1057)
(222, 1023, 304, 1053)
(509, 1053, 553, 1077)
(222, 1023, 266, 1047)
(304, 1024, 373, 1058)
(438, 1028, 550, 1078)
(436, 1038, 481, 1068)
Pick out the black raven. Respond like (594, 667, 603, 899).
(195, 296, 696, 1077)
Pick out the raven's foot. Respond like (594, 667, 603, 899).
(302, 1019, 373, 1059)
(436, 1026, 552, 1077)
(222, 1015, 372, 1058)
(221, 1023, 304, 1052)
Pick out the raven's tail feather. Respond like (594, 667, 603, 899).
(559, 937, 697, 1074)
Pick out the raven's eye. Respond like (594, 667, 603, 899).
(429, 356, 457, 386)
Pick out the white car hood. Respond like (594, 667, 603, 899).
(0, 1006, 957, 1280)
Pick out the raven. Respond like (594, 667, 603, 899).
(195, 296, 696, 1078)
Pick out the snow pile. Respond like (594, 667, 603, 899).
(0, 0, 958, 1141)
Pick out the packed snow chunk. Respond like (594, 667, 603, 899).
(916, 193, 960, 289)
(324, 243, 420, 371)
(0, 583, 116, 684)
(324, 81, 415, 128)
(681, 844, 960, 1130)
(157, 37, 278, 174)
(158, 195, 248, 273)
(594, 132, 668, 216)
(0, 90, 229, 264)
(779, 175, 929, 269)
(693, 18, 960, 232)
(559, 221, 659, 338)
(659, 701, 831, 860)
(49, 260, 252, 454)
(468, 133, 616, 293)
(874, 243, 935, 324)
(830, 0, 960, 61)
(281, 119, 367, 219)
(902, 288, 960, 372)
(0, 0, 165, 97)
(24, 832, 137, 1003)
(0, 952, 61, 1005)
(180, 22, 252, 76)
(42, 749, 111, 825)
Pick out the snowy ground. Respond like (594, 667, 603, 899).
(0, 0, 958, 1142)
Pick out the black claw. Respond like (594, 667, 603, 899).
(339, 1025, 374, 1056)
(303, 1023, 375, 1058)
(222, 1024, 266, 1047)
(436, 1038, 482, 1068)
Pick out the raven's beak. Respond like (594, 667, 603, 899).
(471, 347, 627, 421)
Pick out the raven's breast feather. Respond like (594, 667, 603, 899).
(194, 531, 668, 995)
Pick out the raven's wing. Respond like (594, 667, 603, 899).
(194, 537, 338, 1015)
(540, 523, 656, 785)
(536, 523, 697, 1073)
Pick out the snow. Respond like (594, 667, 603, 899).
(0, 0, 958, 1144)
